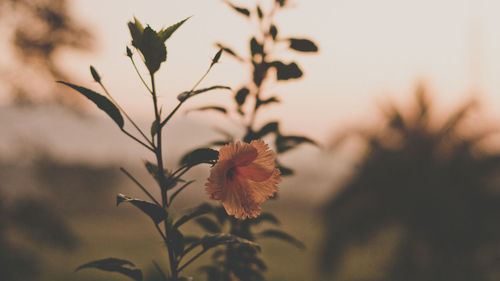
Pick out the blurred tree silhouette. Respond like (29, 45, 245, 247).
(320, 86, 500, 281)
(0, 0, 92, 106)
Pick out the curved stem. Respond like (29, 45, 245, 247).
(129, 56, 153, 94)
(99, 82, 154, 148)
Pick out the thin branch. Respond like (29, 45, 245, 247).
(178, 249, 206, 273)
(129, 56, 153, 94)
(120, 167, 161, 206)
(99, 82, 154, 147)
(120, 128, 155, 152)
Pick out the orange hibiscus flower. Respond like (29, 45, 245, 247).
(205, 140, 281, 219)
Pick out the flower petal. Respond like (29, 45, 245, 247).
(219, 141, 257, 166)
(247, 168, 281, 203)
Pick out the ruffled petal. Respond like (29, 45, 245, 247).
(250, 140, 276, 171)
(219, 141, 258, 166)
(247, 168, 281, 203)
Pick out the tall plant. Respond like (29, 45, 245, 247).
(58, 16, 279, 281)
(182, 1, 319, 280)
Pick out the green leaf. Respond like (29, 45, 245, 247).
(177, 85, 231, 102)
(158, 16, 190, 42)
(201, 234, 260, 251)
(276, 135, 316, 153)
(250, 37, 263, 57)
(116, 194, 167, 224)
(227, 3, 250, 17)
(76, 258, 142, 281)
(128, 17, 144, 50)
(257, 6, 263, 19)
(211, 48, 223, 67)
(187, 106, 227, 115)
(270, 61, 303, 80)
(141, 26, 167, 74)
(256, 122, 279, 138)
(170, 228, 185, 257)
(276, 164, 293, 176)
(90, 65, 101, 83)
(235, 87, 250, 106)
(248, 212, 280, 225)
(257, 229, 305, 249)
(216, 43, 243, 61)
(57, 81, 124, 128)
(276, 0, 287, 7)
(151, 120, 159, 137)
(269, 25, 278, 40)
(195, 217, 221, 233)
(256, 96, 280, 109)
(180, 148, 219, 167)
(174, 203, 214, 228)
(288, 38, 318, 52)
(152, 261, 168, 281)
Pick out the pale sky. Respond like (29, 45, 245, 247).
(60, 0, 500, 142)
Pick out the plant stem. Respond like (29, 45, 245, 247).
(99, 82, 154, 148)
(129, 56, 153, 94)
(150, 73, 179, 281)
(120, 167, 160, 206)
(178, 249, 206, 273)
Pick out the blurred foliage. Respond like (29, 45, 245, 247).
(320, 86, 500, 281)
(182, 0, 318, 280)
(0, 0, 92, 106)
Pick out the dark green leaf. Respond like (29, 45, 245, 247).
(195, 217, 221, 233)
(253, 62, 269, 86)
(57, 81, 124, 128)
(158, 17, 190, 42)
(276, 0, 287, 7)
(211, 48, 223, 67)
(276, 135, 316, 153)
(227, 3, 250, 17)
(210, 140, 230, 146)
(177, 85, 231, 102)
(270, 61, 303, 80)
(187, 106, 227, 115)
(201, 234, 260, 251)
(269, 25, 278, 40)
(257, 6, 263, 19)
(116, 194, 166, 224)
(128, 17, 144, 50)
(76, 258, 142, 281)
(143, 161, 173, 189)
(256, 122, 279, 138)
(250, 37, 263, 57)
(289, 38, 318, 52)
(90, 66, 101, 83)
(141, 26, 167, 74)
(151, 120, 159, 137)
(215, 43, 243, 61)
(126, 46, 133, 57)
(248, 212, 280, 225)
(277, 164, 293, 176)
(180, 148, 219, 167)
(256, 96, 280, 109)
(257, 229, 305, 249)
(174, 203, 213, 228)
(170, 228, 185, 257)
(152, 261, 168, 281)
(235, 87, 250, 106)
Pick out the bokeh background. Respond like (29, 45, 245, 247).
(2, 0, 500, 280)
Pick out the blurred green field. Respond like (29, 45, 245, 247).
(37, 202, 328, 281)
